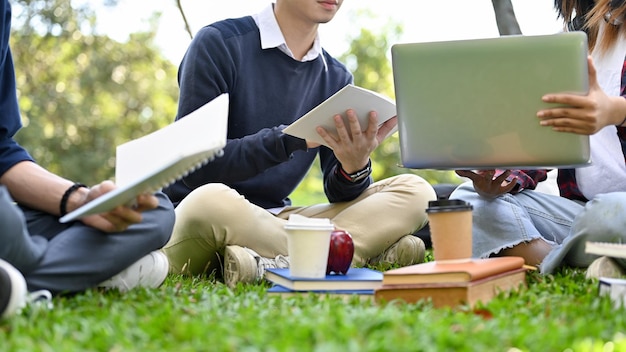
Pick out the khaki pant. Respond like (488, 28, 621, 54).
(162, 174, 436, 276)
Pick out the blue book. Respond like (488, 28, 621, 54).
(264, 268, 383, 291)
(267, 284, 374, 301)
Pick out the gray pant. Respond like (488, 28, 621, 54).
(451, 182, 626, 273)
(0, 186, 175, 294)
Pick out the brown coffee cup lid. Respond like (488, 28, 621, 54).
(426, 198, 472, 213)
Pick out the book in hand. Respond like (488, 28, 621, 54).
(598, 277, 626, 308)
(264, 267, 383, 291)
(59, 93, 229, 223)
(282, 84, 397, 148)
(381, 256, 525, 286)
(585, 241, 626, 260)
(267, 284, 374, 302)
(374, 267, 527, 308)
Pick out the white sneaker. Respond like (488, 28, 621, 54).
(0, 259, 51, 319)
(0, 259, 27, 319)
(369, 235, 426, 267)
(586, 256, 626, 280)
(223, 245, 289, 288)
(99, 251, 169, 292)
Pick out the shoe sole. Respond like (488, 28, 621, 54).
(0, 260, 27, 319)
(223, 246, 258, 288)
(148, 251, 170, 289)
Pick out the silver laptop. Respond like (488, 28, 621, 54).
(391, 32, 591, 170)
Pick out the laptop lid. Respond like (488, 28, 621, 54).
(391, 32, 591, 170)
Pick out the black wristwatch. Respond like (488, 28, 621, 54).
(338, 160, 372, 183)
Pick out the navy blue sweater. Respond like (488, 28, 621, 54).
(164, 16, 372, 209)
(0, 0, 34, 178)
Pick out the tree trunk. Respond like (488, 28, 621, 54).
(491, 0, 522, 35)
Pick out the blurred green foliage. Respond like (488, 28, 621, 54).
(11, 0, 178, 185)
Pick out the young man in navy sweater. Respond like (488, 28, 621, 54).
(162, 0, 436, 287)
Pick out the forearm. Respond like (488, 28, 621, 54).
(0, 161, 87, 215)
(612, 96, 626, 127)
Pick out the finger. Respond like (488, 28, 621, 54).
(455, 170, 482, 183)
(315, 126, 338, 148)
(105, 206, 143, 227)
(587, 56, 599, 91)
(493, 170, 511, 184)
(455, 170, 474, 178)
(540, 93, 588, 109)
(377, 115, 397, 139)
(133, 193, 159, 212)
(333, 113, 352, 142)
(364, 111, 379, 136)
(345, 109, 363, 141)
(500, 179, 518, 193)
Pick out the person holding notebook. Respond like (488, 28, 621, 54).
(0, 0, 175, 316)
(450, 0, 626, 277)
(161, 0, 436, 287)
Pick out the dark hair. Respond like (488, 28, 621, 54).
(554, 0, 626, 53)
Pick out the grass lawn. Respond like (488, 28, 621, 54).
(2, 257, 626, 352)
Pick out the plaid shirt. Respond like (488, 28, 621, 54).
(503, 58, 626, 202)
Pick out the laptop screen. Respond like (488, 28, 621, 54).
(391, 32, 591, 170)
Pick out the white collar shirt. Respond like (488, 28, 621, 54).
(252, 3, 328, 71)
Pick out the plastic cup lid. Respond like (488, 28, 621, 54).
(426, 198, 473, 213)
(284, 214, 335, 231)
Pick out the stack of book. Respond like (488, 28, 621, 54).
(374, 256, 528, 308)
(264, 268, 383, 301)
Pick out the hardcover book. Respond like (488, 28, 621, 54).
(264, 267, 383, 291)
(282, 84, 397, 148)
(374, 267, 527, 308)
(381, 256, 525, 285)
(60, 93, 229, 223)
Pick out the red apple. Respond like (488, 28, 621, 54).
(326, 229, 354, 275)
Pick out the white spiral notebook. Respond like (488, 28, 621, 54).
(59, 93, 229, 223)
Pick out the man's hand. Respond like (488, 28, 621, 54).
(315, 109, 392, 173)
(80, 180, 159, 233)
(455, 169, 517, 198)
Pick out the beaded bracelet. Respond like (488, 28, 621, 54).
(60, 183, 88, 216)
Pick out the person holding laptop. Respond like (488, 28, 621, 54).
(161, 0, 436, 287)
(450, 0, 626, 277)
(0, 0, 175, 318)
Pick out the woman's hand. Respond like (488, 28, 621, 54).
(537, 56, 626, 134)
(455, 169, 517, 198)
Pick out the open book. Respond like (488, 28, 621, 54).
(59, 93, 229, 223)
(282, 84, 397, 148)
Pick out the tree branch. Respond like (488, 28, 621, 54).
(175, 0, 194, 39)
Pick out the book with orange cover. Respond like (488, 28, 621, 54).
(381, 256, 525, 285)
(374, 267, 527, 308)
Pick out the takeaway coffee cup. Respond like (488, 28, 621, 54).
(426, 198, 473, 263)
(284, 214, 335, 278)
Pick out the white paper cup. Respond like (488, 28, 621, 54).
(284, 216, 335, 278)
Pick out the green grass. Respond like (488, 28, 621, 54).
(2, 260, 626, 352)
